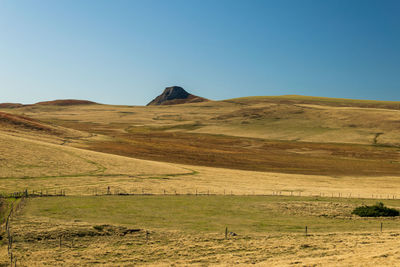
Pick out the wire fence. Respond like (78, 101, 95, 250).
(0, 187, 398, 200)
(4, 196, 26, 267)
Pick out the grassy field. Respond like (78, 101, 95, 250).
(20, 195, 400, 233)
(6, 195, 400, 266)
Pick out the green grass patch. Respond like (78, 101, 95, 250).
(22, 196, 400, 235)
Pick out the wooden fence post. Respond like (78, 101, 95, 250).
(225, 227, 228, 239)
(305, 226, 308, 236)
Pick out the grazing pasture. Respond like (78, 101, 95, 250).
(5, 196, 400, 266)
(0, 96, 399, 265)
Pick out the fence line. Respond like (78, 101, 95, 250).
(0, 189, 66, 199)
(4, 196, 26, 267)
(0, 187, 398, 200)
(86, 187, 398, 200)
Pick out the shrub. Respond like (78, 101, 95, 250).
(93, 225, 105, 231)
(352, 202, 399, 217)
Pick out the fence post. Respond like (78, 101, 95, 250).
(380, 222, 383, 232)
(305, 226, 308, 236)
(225, 227, 228, 239)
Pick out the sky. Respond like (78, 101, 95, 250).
(0, 0, 399, 105)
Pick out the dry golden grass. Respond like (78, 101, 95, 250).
(2, 98, 399, 178)
(8, 227, 400, 266)
(0, 132, 188, 181)
(0, 160, 399, 199)
(0, 131, 398, 198)
(2, 95, 399, 146)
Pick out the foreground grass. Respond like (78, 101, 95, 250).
(23, 195, 400, 234)
(9, 196, 400, 266)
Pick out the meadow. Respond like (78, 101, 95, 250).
(0, 96, 399, 266)
(5, 196, 400, 266)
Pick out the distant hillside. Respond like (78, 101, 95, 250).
(147, 86, 209, 106)
(225, 95, 400, 110)
(1, 93, 400, 176)
(0, 111, 56, 133)
(0, 103, 24, 108)
(34, 99, 98, 106)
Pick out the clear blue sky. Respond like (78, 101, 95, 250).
(1, 0, 399, 105)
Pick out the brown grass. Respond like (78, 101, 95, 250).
(80, 130, 400, 177)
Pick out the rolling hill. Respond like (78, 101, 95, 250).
(0, 95, 399, 177)
(1, 94, 400, 266)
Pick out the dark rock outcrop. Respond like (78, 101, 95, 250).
(147, 86, 208, 106)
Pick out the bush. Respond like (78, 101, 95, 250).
(352, 202, 399, 217)
(93, 225, 105, 231)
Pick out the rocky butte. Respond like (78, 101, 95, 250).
(147, 86, 209, 106)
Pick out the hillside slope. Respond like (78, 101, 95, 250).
(1, 95, 398, 177)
